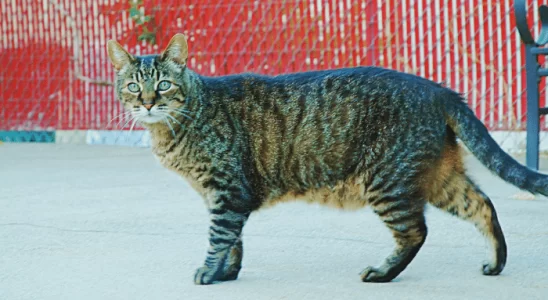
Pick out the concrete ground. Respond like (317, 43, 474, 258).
(1, 144, 548, 300)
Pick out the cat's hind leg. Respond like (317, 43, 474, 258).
(361, 196, 428, 282)
(429, 172, 507, 275)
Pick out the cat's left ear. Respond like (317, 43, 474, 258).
(160, 33, 188, 66)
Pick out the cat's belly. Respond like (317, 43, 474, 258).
(261, 176, 372, 210)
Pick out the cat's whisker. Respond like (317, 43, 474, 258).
(108, 112, 133, 128)
(163, 116, 177, 138)
(176, 108, 193, 114)
(107, 111, 133, 126)
(171, 109, 193, 116)
(118, 115, 138, 142)
(170, 109, 194, 121)
(119, 114, 137, 130)
(165, 113, 185, 129)
(128, 117, 139, 134)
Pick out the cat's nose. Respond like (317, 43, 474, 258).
(143, 104, 154, 111)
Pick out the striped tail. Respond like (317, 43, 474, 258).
(444, 93, 548, 196)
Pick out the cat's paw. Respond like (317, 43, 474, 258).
(360, 266, 394, 283)
(194, 265, 241, 285)
(482, 262, 504, 276)
(219, 265, 241, 281)
(194, 266, 220, 285)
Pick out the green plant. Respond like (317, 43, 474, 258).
(129, 0, 157, 45)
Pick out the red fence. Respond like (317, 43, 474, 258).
(1, 0, 546, 131)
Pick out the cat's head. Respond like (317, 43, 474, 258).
(106, 34, 191, 125)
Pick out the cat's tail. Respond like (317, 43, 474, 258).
(444, 93, 548, 197)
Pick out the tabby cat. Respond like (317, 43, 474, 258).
(106, 34, 548, 285)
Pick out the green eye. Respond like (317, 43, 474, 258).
(127, 83, 140, 93)
(158, 80, 172, 91)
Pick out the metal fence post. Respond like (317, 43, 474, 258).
(525, 44, 541, 170)
(514, 0, 548, 171)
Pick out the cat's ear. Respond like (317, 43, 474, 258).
(160, 33, 188, 66)
(106, 40, 135, 71)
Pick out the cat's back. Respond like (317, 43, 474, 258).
(271, 66, 444, 92)
(204, 66, 446, 106)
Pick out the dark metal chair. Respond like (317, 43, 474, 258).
(514, 0, 548, 170)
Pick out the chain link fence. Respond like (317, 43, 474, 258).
(1, 0, 547, 151)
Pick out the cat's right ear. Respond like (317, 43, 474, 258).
(160, 33, 188, 66)
(106, 40, 135, 71)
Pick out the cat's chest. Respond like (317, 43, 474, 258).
(153, 149, 215, 204)
(153, 148, 182, 174)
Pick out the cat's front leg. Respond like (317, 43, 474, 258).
(194, 207, 249, 285)
(220, 237, 243, 281)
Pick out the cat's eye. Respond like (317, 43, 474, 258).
(127, 83, 140, 93)
(157, 80, 172, 91)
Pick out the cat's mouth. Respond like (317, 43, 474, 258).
(139, 114, 165, 124)
(131, 106, 165, 124)
(127, 104, 190, 128)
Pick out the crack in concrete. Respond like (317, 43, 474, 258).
(0, 222, 478, 248)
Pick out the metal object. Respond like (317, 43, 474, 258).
(514, 0, 548, 170)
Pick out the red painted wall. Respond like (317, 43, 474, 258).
(0, 0, 543, 131)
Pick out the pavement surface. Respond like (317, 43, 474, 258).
(1, 143, 548, 300)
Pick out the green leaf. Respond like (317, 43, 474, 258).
(129, 7, 140, 18)
(138, 32, 156, 45)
